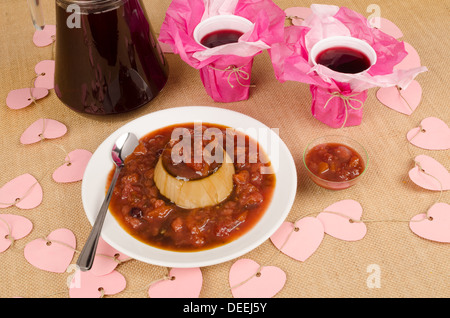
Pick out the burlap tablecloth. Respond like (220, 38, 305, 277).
(0, 0, 448, 298)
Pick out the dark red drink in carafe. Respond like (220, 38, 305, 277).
(54, 0, 168, 115)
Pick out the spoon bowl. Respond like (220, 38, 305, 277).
(77, 132, 139, 271)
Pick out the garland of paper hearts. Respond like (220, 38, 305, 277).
(229, 183, 447, 297)
(20, 228, 135, 298)
(405, 118, 450, 243)
(0, 26, 109, 298)
(2, 25, 92, 209)
(270, 200, 366, 261)
(406, 117, 450, 195)
(371, 19, 424, 115)
(0, 145, 92, 207)
(23, 229, 133, 274)
(6, 59, 55, 110)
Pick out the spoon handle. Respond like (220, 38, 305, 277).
(77, 165, 123, 271)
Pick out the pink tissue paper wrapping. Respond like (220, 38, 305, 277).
(269, 4, 428, 128)
(159, 0, 286, 103)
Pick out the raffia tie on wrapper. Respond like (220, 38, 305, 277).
(322, 91, 365, 129)
(207, 64, 256, 89)
(199, 59, 256, 103)
(310, 85, 368, 129)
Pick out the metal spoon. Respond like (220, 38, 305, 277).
(77, 132, 139, 271)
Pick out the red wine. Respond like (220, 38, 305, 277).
(54, 0, 168, 115)
(200, 29, 244, 48)
(316, 47, 371, 74)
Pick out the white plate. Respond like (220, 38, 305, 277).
(81, 106, 297, 268)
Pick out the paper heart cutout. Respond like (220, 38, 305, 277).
(20, 118, 67, 145)
(33, 25, 56, 47)
(24, 228, 76, 273)
(394, 42, 421, 71)
(148, 267, 203, 298)
(409, 155, 450, 191)
(285, 7, 312, 26)
(90, 237, 130, 276)
(376, 80, 422, 115)
(34, 60, 55, 90)
(317, 200, 367, 241)
(52, 149, 93, 183)
(368, 17, 403, 39)
(407, 117, 450, 150)
(69, 268, 127, 298)
(229, 259, 286, 298)
(270, 217, 324, 262)
(0, 174, 43, 209)
(0, 214, 33, 252)
(6, 88, 49, 110)
(409, 203, 450, 243)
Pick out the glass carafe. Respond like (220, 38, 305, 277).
(27, 0, 169, 115)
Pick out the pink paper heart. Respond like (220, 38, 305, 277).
(20, 118, 67, 145)
(376, 80, 422, 115)
(69, 268, 126, 298)
(409, 203, 450, 243)
(407, 117, 450, 150)
(368, 17, 403, 39)
(285, 7, 312, 26)
(270, 217, 324, 262)
(394, 42, 421, 71)
(52, 149, 93, 183)
(0, 174, 43, 209)
(33, 25, 56, 47)
(148, 267, 203, 298)
(409, 155, 450, 191)
(0, 214, 33, 252)
(90, 237, 130, 276)
(34, 60, 55, 90)
(24, 228, 76, 273)
(229, 259, 286, 298)
(6, 88, 49, 110)
(317, 200, 367, 241)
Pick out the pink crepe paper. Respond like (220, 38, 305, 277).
(159, 0, 285, 103)
(269, 4, 427, 128)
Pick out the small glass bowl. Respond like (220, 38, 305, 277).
(302, 135, 369, 190)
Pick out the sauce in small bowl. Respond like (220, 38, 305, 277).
(303, 136, 368, 190)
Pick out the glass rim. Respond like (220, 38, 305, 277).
(302, 135, 369, 185)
